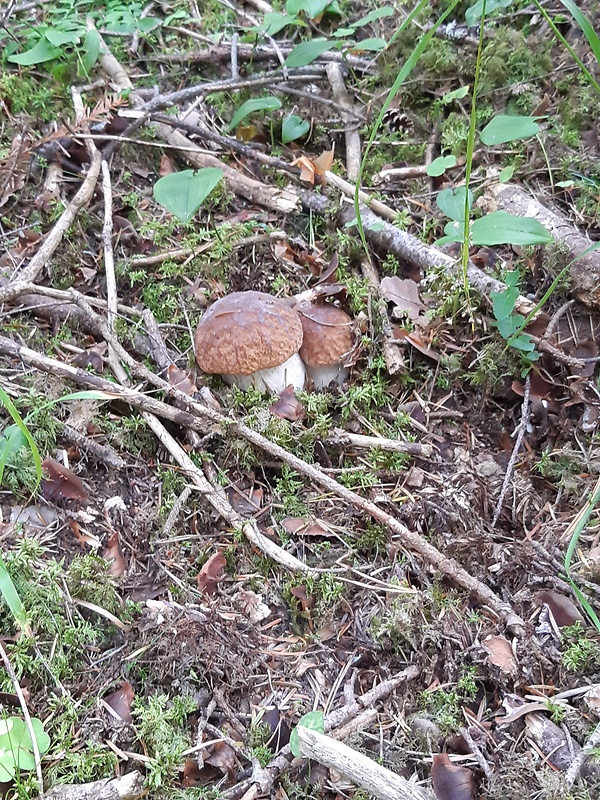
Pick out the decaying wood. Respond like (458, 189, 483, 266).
(296, 727, 434, 800)
(327, 428, 433, 457)
(44, 771, 144, 800)
(482, 181, 600, 307)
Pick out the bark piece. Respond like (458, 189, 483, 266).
(44, 771, 144, 800)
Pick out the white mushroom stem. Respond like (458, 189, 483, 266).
(306, 363, 349, 390)
(224, 352, 306, 393)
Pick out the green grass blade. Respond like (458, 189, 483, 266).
(0, 388, 42, 491)
(0, 555, 28, 633)
(355, 0, 461, 253)
(557, 0, 600, 65)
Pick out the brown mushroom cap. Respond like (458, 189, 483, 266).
(298, 302, 354, 366)
(195, 291, 304, 376)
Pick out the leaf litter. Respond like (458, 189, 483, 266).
(0, 2, 600, 800)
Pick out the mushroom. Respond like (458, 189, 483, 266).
(297, 301, 355, 389)
(194, 291, 306, 393)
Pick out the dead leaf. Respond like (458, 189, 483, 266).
(482, 634, 517, 674)
(104, 681, 134, 723)
(431, 753, 477, 800)
(291, 147, 334, 184)
(381, 277, 427, 323)
(168, 365, 197, 396)
(232, 589, 271, 624)
(312, 147, 335, 175)
(281, 517, 331, 537)
(537, 590, 585, 627)
(226, 486, 263, 515)
(102, 530, 126, 577)
(289, 585, 314, 613)
(204, 740, 236, 775)
(10, 505, 58, 531)
(197, 552, 227, 595)
(270, 385, 305, 421)
(72, 343, 106, 372)
(41, 458, 88, 502)
(159, 154, 176, 177)
(0, 134, 32, 208)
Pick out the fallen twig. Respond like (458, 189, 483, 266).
(326, 64, 362, 181)
(44, 771, 144, 800)
(0, 333, 523, 630)
(296, 727, 433, 800)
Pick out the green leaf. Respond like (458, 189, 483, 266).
(556, 0, 600, 64)
(353, 8, 394, 27)
(15, 749, 36, 771)
(349, 37, 386, 52)
(284, 39, 338, 68)
(465, 0, 513, 27)
(499, 165, 515, 182)
(282, 115, 310, 144)
(442, 85, 470, 102)
(256, 13, 300, 36)
(8, 38, 62, 65)
(290, 711, 324, 757)
(225, 96, 282, 133)
(426, 155, 457, 177)
(153, 168, 223, 223)
(0, 752, 15, 781)
(0, 387, 42, 491)
(138, 17, 162, 32)
(45, 27, 83, 46)
(29, 718, 51, 754)
(471, 211, 553, 246)
(286, 0, 337, 18)
(480, 114, 540, 145)
(82, 29, 100, 72)
(436, 186, 472, 223)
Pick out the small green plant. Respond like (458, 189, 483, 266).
(562, 623, 600, 671)
(153, 169, 223, 223)
(0, 716, 50, 782)
(290, 710, 324, 758)
(490, 271, 539, 362)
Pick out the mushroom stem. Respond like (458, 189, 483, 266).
(305, 363, 349, 390)
(224, 352, 306, 393)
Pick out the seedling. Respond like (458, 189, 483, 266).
(0, 716, 50, 782)
(153, 169, 223, 223)
(290, 710, 324, 757)
(490, 272, 539, 361)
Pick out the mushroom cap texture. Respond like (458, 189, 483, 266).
(195, 291, 304, 376)
(298, 302, 354, 367)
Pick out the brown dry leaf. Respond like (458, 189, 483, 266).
(168, 365, 197, 396)
(281, 517, 330, 536)
(270, 385, 305, 421)
(482, 634, 517, 674)
(103, 530, 126, 577)
(182, 759, 220, 787)
(197, 552, 227, 595)
(204, 741, 237, 776)
(537, 590, 585, 627)
(289, 585, 314, 612)
(159, 154, 176, 177)
(312, 147, 335, 175)
(227, 486, 263, 515)
(381, 277, 427, 323)
(291, 154, 317, 184)
(431, 753, 476, 800)
(41, 458, 88, 502)
(400, 330, 440, 362)
(72, 343, 106, 372)
(0, 134, 32, 208)
(104, 681, 134, 723)
(232, 589, 271, 624)
(68, 519, 101, 548)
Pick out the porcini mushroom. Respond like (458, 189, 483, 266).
(297, 301, 355, 389)
(194, 291, 306, 393)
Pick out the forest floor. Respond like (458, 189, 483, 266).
(0, 1, 600, 799)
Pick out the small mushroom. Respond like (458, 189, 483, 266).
(194, 291, 306, 393)
(297, 301, 355, 389)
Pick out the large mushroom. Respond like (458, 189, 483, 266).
(297, 301, 355, 389)
(194, 291, 306, 393)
